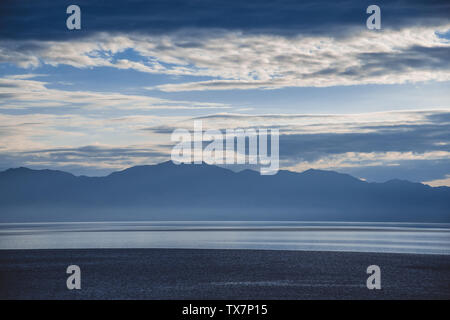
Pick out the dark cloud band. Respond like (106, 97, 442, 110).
(1, 0, 449, 40)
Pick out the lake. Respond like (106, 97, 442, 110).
(0, 221, 449, 254)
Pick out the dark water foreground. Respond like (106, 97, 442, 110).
(0, 249, 449, 299)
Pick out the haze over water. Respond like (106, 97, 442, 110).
(1, 221, 449, 255)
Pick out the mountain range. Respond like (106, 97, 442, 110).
(0, 161, 449, 222)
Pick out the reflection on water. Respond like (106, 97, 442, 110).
(0, 221, 449, 254)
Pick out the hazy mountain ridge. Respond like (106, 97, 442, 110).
(0, 161, 449, 222)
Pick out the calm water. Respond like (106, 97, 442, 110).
(0, 221, 449, 254)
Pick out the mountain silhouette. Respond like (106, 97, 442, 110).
(0, 161, 449, 222)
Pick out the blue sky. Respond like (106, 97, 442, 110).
(0, 0, 449, 185)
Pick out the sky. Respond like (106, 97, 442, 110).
(0, 0, 449, 185)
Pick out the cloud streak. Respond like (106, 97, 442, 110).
(0, 75, 231, 110)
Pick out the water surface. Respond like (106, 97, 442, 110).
(1, 221, 449, 254)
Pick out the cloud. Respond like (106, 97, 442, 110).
(143, 110, 450, 182)
(0, 112, 179, 157)
(0, 145, 170, 176)
(0, 76, 231, 111)
(1, 23, 449, 90)
(424, 174, 450, 187)
(161, 110, 449, 133)
(147, 26, 450, 91)
(336, 159, 450, 184)
(278, 123, 450, 161)
(284, 151, 450, 173)
(1, 0, 449, 40)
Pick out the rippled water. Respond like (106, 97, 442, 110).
(0, 221, 449, 254)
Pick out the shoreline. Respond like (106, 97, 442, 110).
(1, 248, 449, 299)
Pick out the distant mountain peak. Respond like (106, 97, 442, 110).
(5, 167, 33, 172)
(1, 166, 74, 177)
(300, 167, 361, 182)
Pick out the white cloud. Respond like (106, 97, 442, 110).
(423, 175, 450, 187)
(160, 109, 446, 134)
(1, 25, 449, 91)
(0, 76, 231, 111)
(285, 151, 450, 173)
